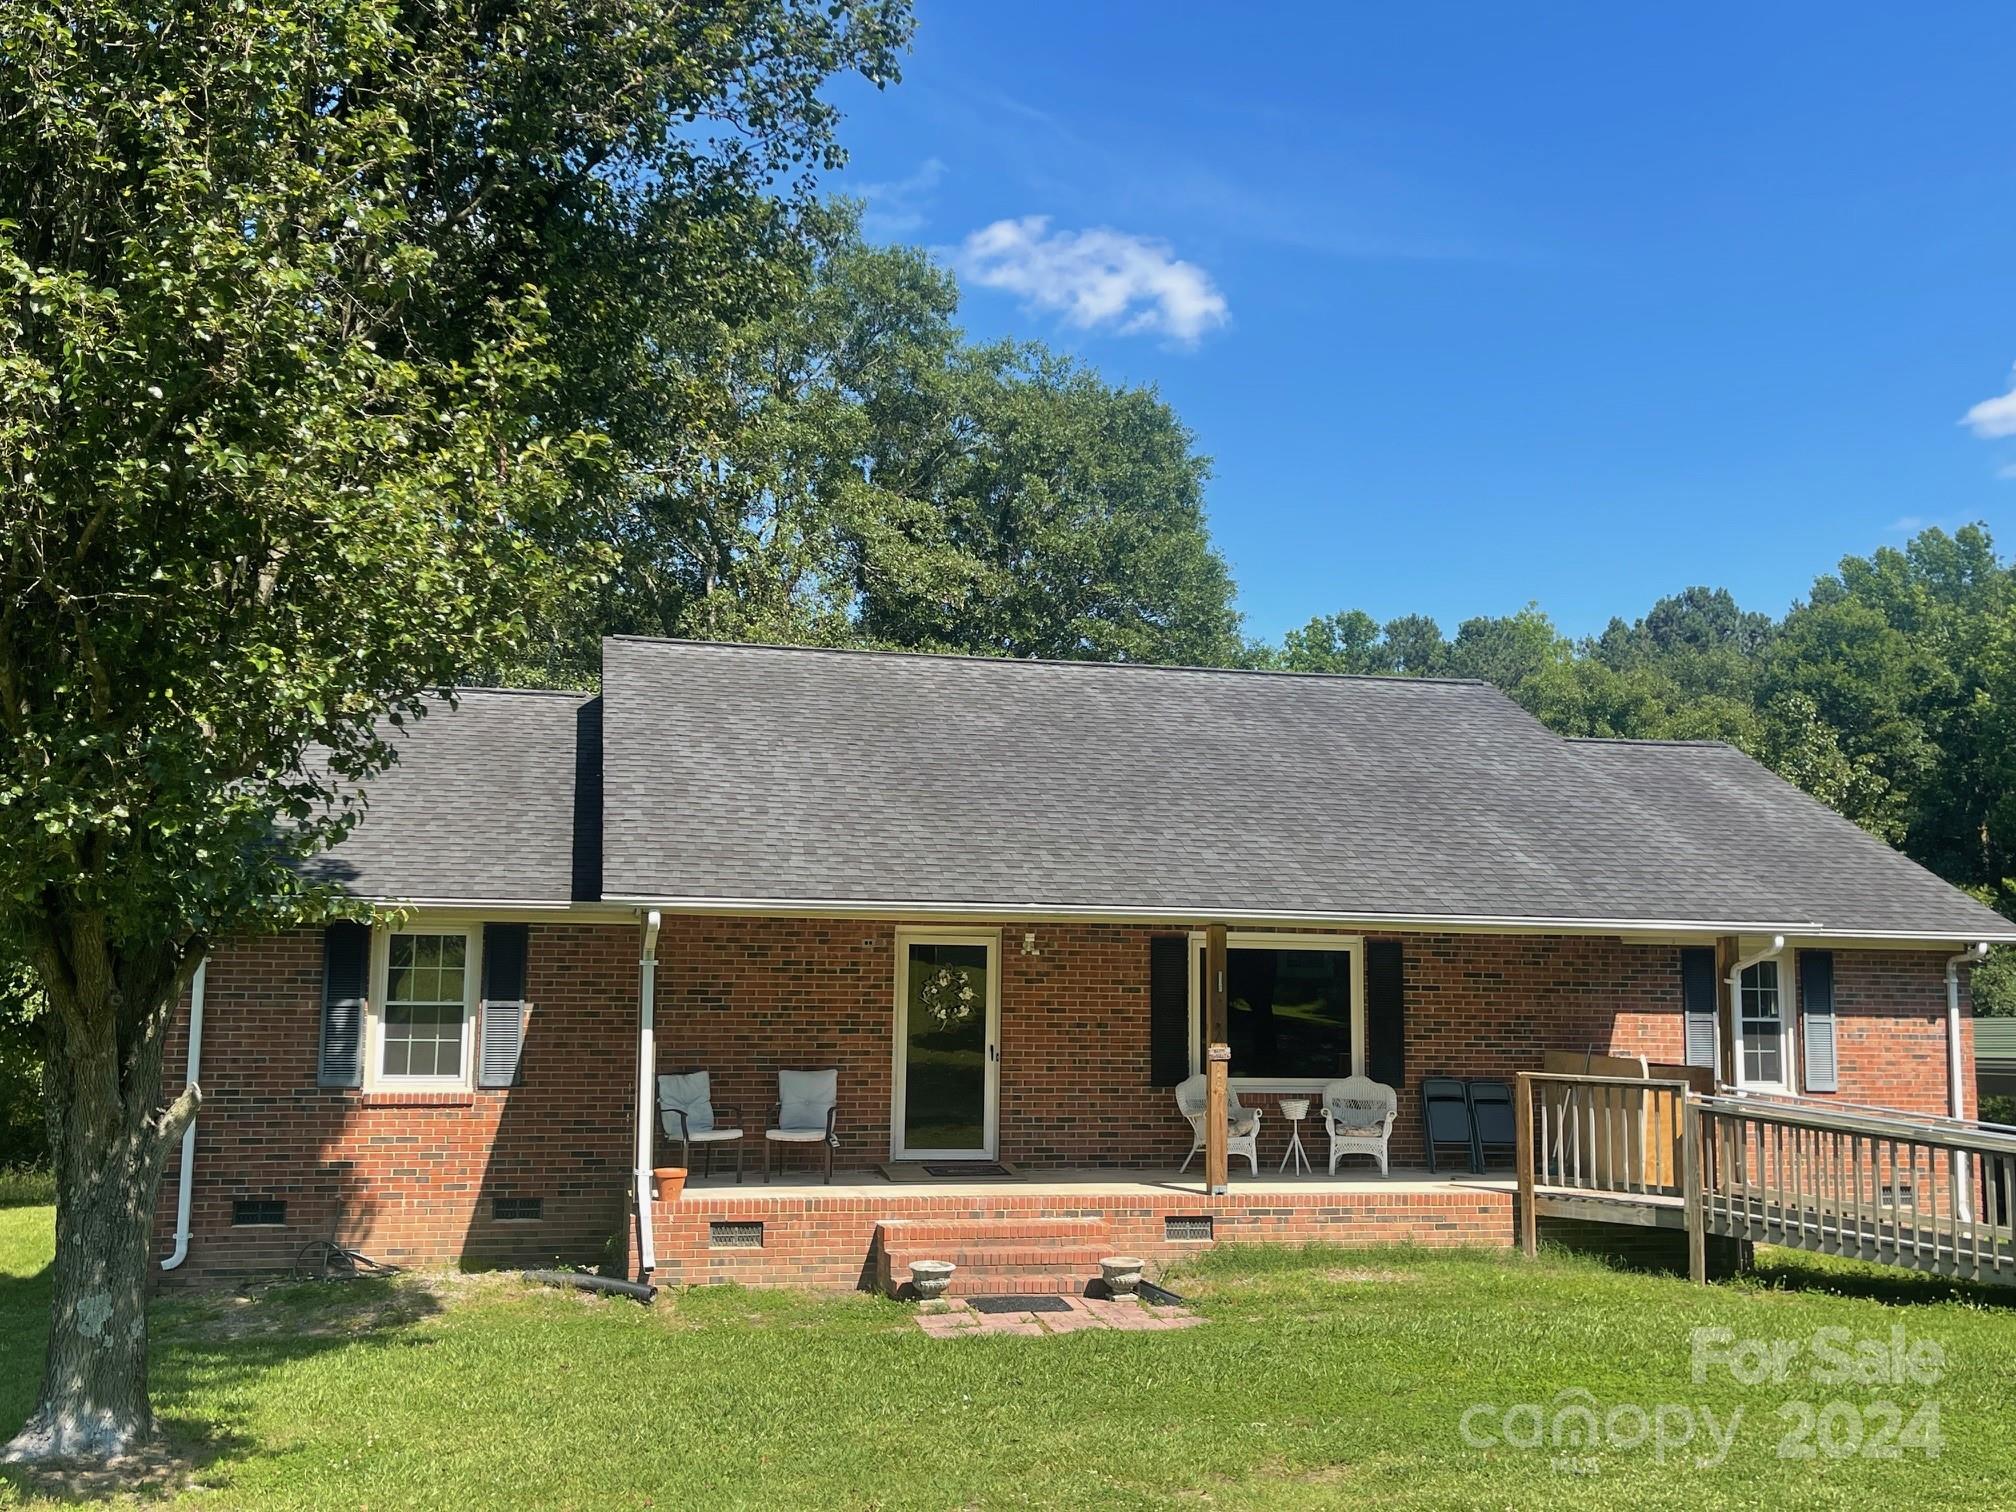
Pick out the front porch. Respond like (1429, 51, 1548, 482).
(648, 1166, 1518, 1292)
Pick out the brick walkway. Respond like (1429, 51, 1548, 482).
(913, 1295, 1202, 1337)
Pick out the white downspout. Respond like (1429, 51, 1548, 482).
(1947, 941, 1989, 1221)
(160, 957, 207, 1271)
(634, 910, 662, 1280)
(1725, 935, 1785, 1092)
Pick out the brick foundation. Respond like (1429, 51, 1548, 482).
(649, 1183, 1519, 1291)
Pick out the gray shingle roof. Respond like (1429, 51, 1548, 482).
(597, 637, 2015, 939)
(305, 688, 600, 903)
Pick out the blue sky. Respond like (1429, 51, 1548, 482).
(824, 4, 2016, 645)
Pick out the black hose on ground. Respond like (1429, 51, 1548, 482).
(522, 1268, 657, 1303)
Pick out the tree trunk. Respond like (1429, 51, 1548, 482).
(3, 924, 197, 1465)
(3, 1110, 162, 1460)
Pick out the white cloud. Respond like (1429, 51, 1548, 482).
(855, 158, 945, 239)
(1997, 462, 2016, 481)
(1961, 366, 2016, 438)
(951, 216, 1229, 345)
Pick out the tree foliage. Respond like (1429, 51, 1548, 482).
(1272, 524, 2016, 1008)
(0, 0, 907, 1462)
(522, 216, 1243, 679)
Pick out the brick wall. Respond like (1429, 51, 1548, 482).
(653, 923, 1703, 1172)
(1827, 948, 1974, 1119)
(157, 923, 636, 1279)
(160, 917, 1974, 1278)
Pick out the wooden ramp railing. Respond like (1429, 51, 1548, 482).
(1516, 1072, 2016, 1287)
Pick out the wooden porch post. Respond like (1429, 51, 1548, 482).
(1682, 1094, 1706, 1284)
(1515, 1072, 1536, 1258)
(1204, 923, 1230, 1196)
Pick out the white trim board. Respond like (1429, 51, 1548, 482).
(1186, 930, 1366, 1092)
(889, 927, 1001, 1162)
(600, 894, 2012, 945)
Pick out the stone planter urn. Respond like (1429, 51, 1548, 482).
(1100, 1256, 1145, 1298)
(909, 1259, 956, 1301)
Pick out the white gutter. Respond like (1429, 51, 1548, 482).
(634, 910, 662, 1280)
(1724, 935, 1786, 1092)
(601, 894, 1836, 937)
(598, 892, 2016, 945)
(160, 957, 207, 1271)
(1947, 941, 1990, 1221)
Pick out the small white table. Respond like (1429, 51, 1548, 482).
(1278, 1097, 1313, 1176)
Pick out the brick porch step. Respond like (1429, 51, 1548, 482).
(874, 1216, 1113, 1299)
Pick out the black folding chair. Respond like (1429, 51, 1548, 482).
(1421, 1077, 1479, 1173)
(1465, 1079, 1516, 1171)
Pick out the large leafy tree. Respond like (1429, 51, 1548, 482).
(852, 341, 1241, 662)
(529, 219, 1244, 676)
(0, 0, 906, 1463)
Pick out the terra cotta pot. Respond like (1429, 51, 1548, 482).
(651, 1166, 687, 1202)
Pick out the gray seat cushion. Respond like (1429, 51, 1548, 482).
(658, 1072, 717, 1137)
(776, 1068, 837, 1132)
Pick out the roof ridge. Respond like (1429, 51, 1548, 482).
(603, 635, 1495, 689)
(437, 685, 596, 700)
(1569, 735, 1734, 750)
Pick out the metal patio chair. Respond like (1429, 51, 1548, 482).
(657, 1070, 746, 1183)
(1421, 1076, 1479, 1173)
(765, 1068, 840, 1183)
(1465, 1078, 1517, 1171)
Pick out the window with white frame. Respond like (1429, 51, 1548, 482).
(1739, 959, 1788, 1089)
(379, 930, 475, 1083)
(1190, 933, 1363, 1086)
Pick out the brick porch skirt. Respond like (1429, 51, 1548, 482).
(645, 1176, 1518, 1290)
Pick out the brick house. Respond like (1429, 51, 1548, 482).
(156, 637, 2015, 1288)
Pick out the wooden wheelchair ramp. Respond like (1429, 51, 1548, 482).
(1516, 1072, 2016, 1287)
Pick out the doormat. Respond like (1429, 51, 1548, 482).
(967, 1294, 1074, 1314)
(877, 1160, 1021, 1182)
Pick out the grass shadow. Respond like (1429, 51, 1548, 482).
(0, 1269, 449, 1504)
(1744, 1244, 2016, 1309)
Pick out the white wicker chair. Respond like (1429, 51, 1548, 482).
(1175, 1073, 1262, 1176)
(1321, 1075, 1397, 1175)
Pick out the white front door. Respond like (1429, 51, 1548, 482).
(891, 929, 1000, 1160)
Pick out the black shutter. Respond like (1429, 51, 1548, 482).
(1148, 935, 1191, 1087)
(479, 923, 531, 1089)
(1365, 939, 1405, 1089)
(1681, 947, 1718, 1070)
(319, 922, 369, 1088)
(1800, 950, 1838, 1092)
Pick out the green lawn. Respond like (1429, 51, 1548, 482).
(3, 1199, 2015, 1509)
